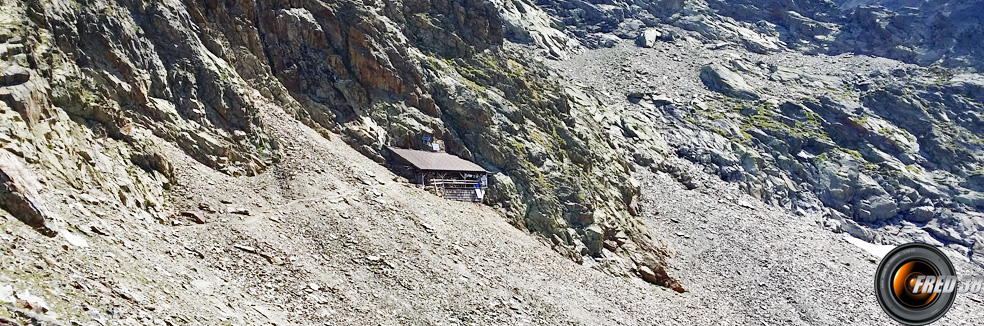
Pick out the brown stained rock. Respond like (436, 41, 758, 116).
(347, 28, 404, 95)
(0, 80, 50, 126)
(639, 264, 686, 293)
(0, 317, 23, 326)
(0, 150, 52, 230)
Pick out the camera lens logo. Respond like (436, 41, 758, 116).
(875, 243, 957, 325)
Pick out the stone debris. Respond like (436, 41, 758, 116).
(89, 224, 111, 236)
(259, 252, 283, 265)
(180, 211, 208, 224)
(13, 291, 48, 313)
(234, 245, 258, 254)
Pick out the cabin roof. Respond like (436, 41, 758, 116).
(386, 146, 486, 173)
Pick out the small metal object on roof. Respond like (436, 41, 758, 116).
(386, 146, 486, 173)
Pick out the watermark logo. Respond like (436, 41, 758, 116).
(874, 243, 959, 325)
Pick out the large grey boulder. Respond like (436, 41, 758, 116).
(500, 0, 578, 58)
(635, 29, 661, 48)
(955, 192, 984, 209)
(699, 64, 759, 100)
(905, 206, 936, 222)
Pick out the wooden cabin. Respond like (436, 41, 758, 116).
(385, 146, 488, 203)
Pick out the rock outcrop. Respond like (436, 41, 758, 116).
(0, 151, 51, 230)
(699, 64, 760, 100)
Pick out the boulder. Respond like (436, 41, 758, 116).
(651, 95, 674, 106)
(180, 211, 208, 224)
(924, 211, 979, 246)
(638, 264, 685, 293)
(905, 206, 935, 222)
(699, 64, 759, 100)
(0, 150, 52, 229)
(637, 265, 657, 283)
(782, 11, 838, 39)
(626, 91, 647, 100)
(583, 224, 605, 256)
(0, 65, 30, 86)
(826, 209, 876, 242)
(499, 0, 576, 58)
(955, 192, 984, 209)
(621, 115, 657, 141)
(816, 157, 858, 206)
(635, 29, 661, 48)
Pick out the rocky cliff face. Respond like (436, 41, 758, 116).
(245, 0, 674, 276)
(2, 0, 984, 324)
(0, 0, 680, 295)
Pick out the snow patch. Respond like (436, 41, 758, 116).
(844, 235, 893, 259)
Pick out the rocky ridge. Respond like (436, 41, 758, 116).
(535, 0, 984, 70)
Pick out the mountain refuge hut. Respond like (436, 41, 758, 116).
(384, 146, 488, 203)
